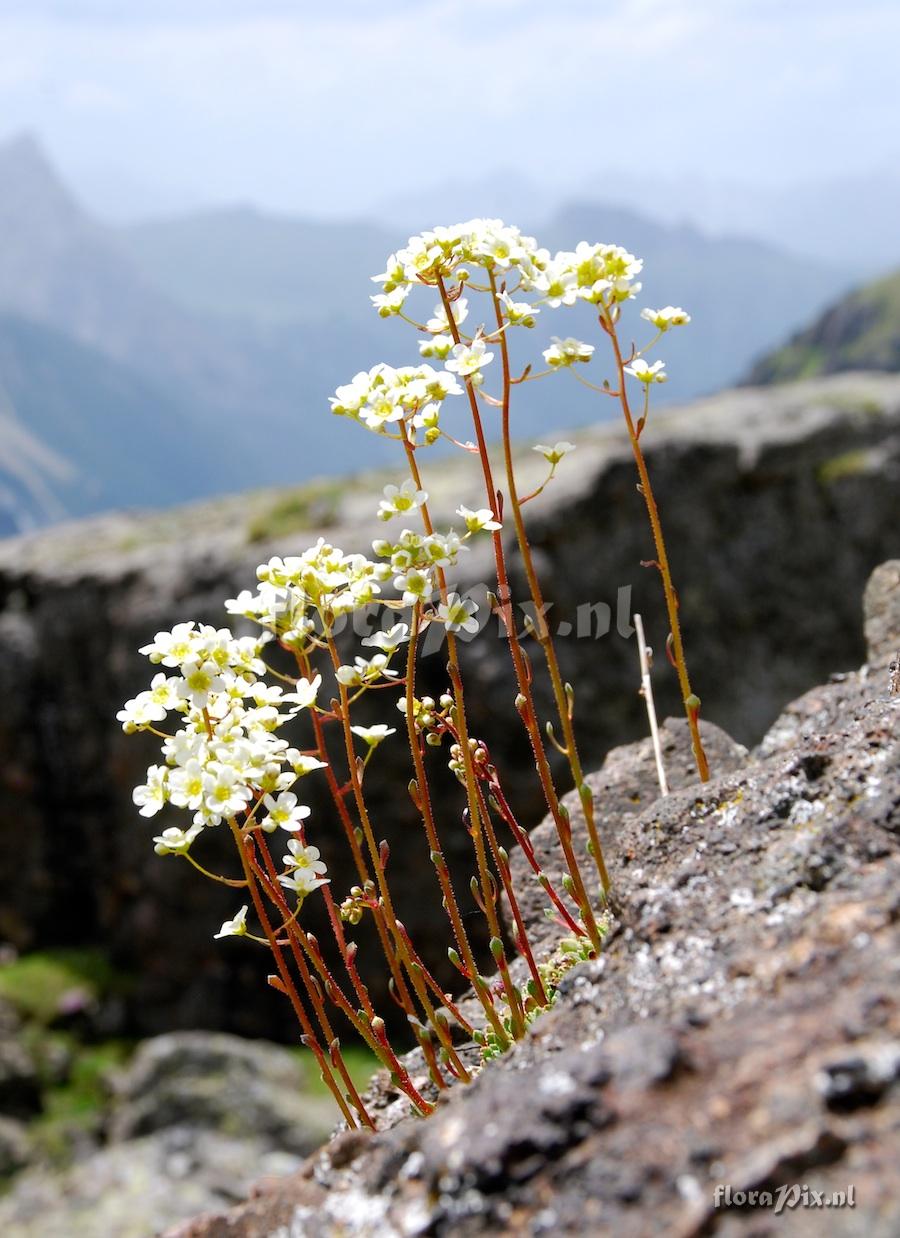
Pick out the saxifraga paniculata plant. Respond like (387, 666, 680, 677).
(119, 219, 711, 1128)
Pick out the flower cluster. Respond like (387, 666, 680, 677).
(119, 623, 324, 876)
(535, 241, 642, 308)
(330, 363, 461, 444)
(226, 539, 386, 647)
(371, 218, 548, 297)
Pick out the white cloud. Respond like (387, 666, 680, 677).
(0, 1, 897, 216)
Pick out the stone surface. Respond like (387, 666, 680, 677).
(0, 1128, 304, 1238)
(0, 1115, 29, 1177)
(509, 717, 749, 955)
(864, 558, 900, 669)
(1, 373, 899, 1039)
(0, 1036, 40, 1121)
(167, 559, 900, 1237)
(109, 1032, 333, 1156)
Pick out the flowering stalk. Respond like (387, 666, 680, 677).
(486, 270, 611, 887)
(435, 273, 604, 950)
(601, 306, 710, 782)
(401, 431, 534, 1030)
(324, 631, 476, 1077)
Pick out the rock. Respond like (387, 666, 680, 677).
(109, 1031, 334, 1156)
(0, 1037, 40, 1120)
(864, 558, 900, 668)
(0, 1116, 30, 1177)
(1, 373, 900, 1039)
(508, 717, 748, 955)
(169, 561, 900, 1237)
(0, 1128, 304, 1238)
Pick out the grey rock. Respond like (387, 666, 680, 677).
(0, 1127, 304, 1238)
(110, 1031, 333, 1157)
(0, 1037, 40, 1120)
(864, 558, 900, 668)
(0, 1116, 30, 1177)
(508, 717, 748, 955)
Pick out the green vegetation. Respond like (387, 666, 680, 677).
(28, 1038, 132, 1165)
(816, 448, 874, 486)
(295, 1043, 377, 1104)
(0, 949, 124, 1025)
(749, 268, 900, 384)
(246, 481, 344, 542)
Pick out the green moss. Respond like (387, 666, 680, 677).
(816, 448, 873, 486)
(29, 1039, 133, 1166)
(0, 949, 123, 1024)
(246, 482, 343, 543)
(293, 1042, 377, 1103)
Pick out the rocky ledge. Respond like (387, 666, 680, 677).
(157, 559, 899, 1238)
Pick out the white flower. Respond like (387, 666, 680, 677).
(350, 724, 396, 747)
(418, 334, 454, 361)
(624, 358, 668, 384)
(290, 754, 328, 777)
(117, 693, 164, 730)
(456, 505, 502, 533)
(533, 441, 576, 465)
(370, 286, 409, 317)
(147, 672, 181, 713)
(542, 337, 594, 368)
(425, 298, 468, 334)
(204, 764, 253, 818)
(285, 675, 321, 711)
(168, 759, 209, 811)
(394, 567, 433, 607)
(133, 766, 168, 817)
(139, 622, 198, 668)
(279, 842, 329, 896)
(641, 305, 690, 331)
(377, 479, 428, 522)
(176, 660, 225, 710)
(445, 339, 494, 380)
(437, 593, 480, 634)
(152, 824, 202, 856)
(261, 791, 312, 833)
(531, 261, 578, 308)
(362, 623, 410, 653)
(499, 290, 539, 328)
(336, 654, 397, 687)
(214, 905, 249, 939)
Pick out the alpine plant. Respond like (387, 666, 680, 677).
(121, 218, 708, 1128)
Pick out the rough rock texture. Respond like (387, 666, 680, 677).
(166, 560, 900, 1236)
(1, 373, 899, 1038)
(109, 1032, 333, 1155)
(0, 999, 40, 1121)
(0, 1128, 304, 1238)
(0, 1033, 336, 1237)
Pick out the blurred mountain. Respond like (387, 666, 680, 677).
(0, 132, 851, 531)
(121, 195, 847, 417)
(746, 269, 900, 385)
(122, 207, 398, 328)
(0, 312, 246, 535)
(386, 168, 900, 274)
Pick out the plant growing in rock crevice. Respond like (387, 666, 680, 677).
(119, 219, 708, 1129)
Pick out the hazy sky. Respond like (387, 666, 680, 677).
(0, 0, 896, 219)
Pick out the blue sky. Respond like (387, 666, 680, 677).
(0, 0, 896, 219)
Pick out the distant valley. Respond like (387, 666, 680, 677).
(0, 132, 853, 533)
